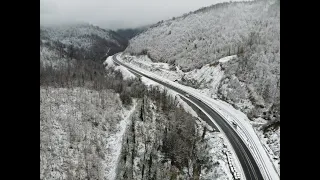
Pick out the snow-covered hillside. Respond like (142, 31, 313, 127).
(125, 0, 280, 121)
(118, 53, 280, 175)
(101, 57, 241, 179)
(126, 0, 279, 71)
(41, 24, 127, 50)
(40, 45, 72, 69)
(40, 87, 137, 180)
(115, 90, 235, 180)
(40, 24, 128, 66)
(121, 54, 254, 113)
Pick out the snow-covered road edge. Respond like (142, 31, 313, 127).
(141, 74, 243, 180)
(114, 53, 279, 180)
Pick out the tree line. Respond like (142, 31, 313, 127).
(40, 57, 146, 106)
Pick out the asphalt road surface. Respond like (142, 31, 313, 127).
(113, 55, 264, 180)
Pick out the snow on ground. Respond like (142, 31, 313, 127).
(219, 55, 237, 63)
(121, 54, 183, 81)
(199, 130, 236, 180)
(122, 53, 254, 115)
(104, 100, 137, 180)
(140, 76, 161, 87)
(103, 56, 116, 67)
(250, 117, 280, 173)
(41, 24, 123, 50)
(115, 66, 136, 80)
(104, 56, 136, 80)
(121, 53, 226, 98)
(40, 87, 137, 180)
(171, 85, 280, 180)
(183, 62, 225, 96)
(204, 98, 280, 177)
(169, 79, 280, 180)
(139, 70, 237, 180)
(141, 75, 201, 120)
(115, 53, 280, 180)
(175, 95, 199, 118)
(151, 62, 170, 70)
(40, 46, 72, 69)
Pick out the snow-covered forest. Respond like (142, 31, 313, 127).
(40, 24, 128, 64)
(119, 53, 280, 172)
(115, 88, 234, 180)
(40, 23, 239, 179)
(122, 0, 280, 171)
(40, 0, 280, 178)
(125, 0, 280, 126)
(40, 25, 145, 179)
(40, 87, 135, 179)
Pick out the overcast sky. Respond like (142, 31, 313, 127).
(40, 0, 243, 30)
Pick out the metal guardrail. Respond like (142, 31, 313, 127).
(223, 149, 241, 180)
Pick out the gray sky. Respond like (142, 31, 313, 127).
(40, 0, 242, 30)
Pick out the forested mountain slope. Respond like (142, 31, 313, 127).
(40, 24, 128, 65)
(125, 0, 280, 121)
(116, 27, 147, 40)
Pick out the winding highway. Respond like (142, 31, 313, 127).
(113, 54, 269, 180)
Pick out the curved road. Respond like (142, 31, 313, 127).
(113, 55, 265, 180)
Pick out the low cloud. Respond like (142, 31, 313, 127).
(40, 0, 245, 30)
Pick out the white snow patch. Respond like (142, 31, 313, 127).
(121, 54, 183, 81)
(114, 66, 136, 80)
(175, 95, 199, 118)
(151, 62, 170, 70)
(121, 53, 228, 98)
(141, 76, 198, 118)
(104, 56, 115, 67)
(219, 55, 237, 63)
(141, 76, 161, 87)
(104, 56, 136, 80)
(104, 100, 137, 180)
(136, 66, 234, 180)
(114, 53, 280, 180)
(184, 62, 224, 95)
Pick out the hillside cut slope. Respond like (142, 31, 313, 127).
(125, 0, 280, 121)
